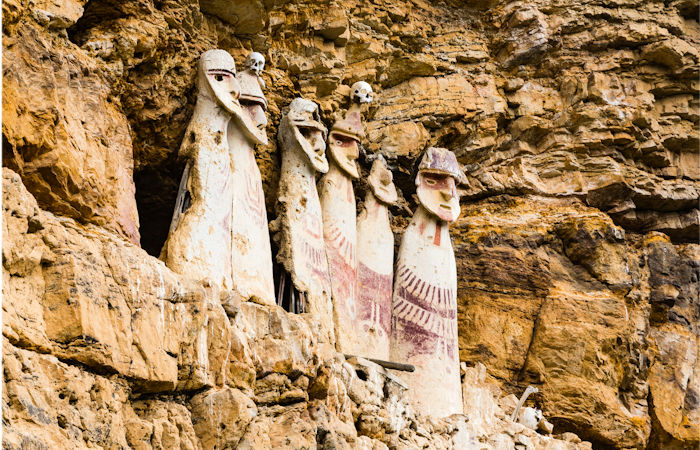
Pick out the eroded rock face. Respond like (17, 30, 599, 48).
(2, 21, 140, 245)
(454, 195, 699, 448)
(3, 0, 699, 447)
(3, 170, 600, 449)
(3, 168, 229, 393)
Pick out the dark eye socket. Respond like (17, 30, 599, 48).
(300, 127, 313, 139)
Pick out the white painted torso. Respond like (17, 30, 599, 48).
(319, 163, 357, 352)
(277, 148, 331, 300)
(228, 129, 275, 305)
(356, 191, 393, 359)
(390, 205, 462, 417)
(161, 105, 234, 290)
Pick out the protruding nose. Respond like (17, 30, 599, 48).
(440, 189, 453, 201)
(230, 78, 241, 100)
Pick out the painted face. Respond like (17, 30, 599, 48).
(416, 172, 460, 222)
(284, 99, 329, 173)
(296, 125, 328, 173)
(237, 65, 269, 145)
(368, 158, 397, 205)
(328, 132, 360, 178)
(239, 98, 269, 145)
(200, 50, 266, 146)
(200, 50, 241, 115)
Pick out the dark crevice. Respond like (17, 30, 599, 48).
(134, 161, 184, 256)
(515, 297, 547, 384)
(67, 0, 146, 44)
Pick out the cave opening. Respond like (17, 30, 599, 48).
(134, 162, 183, 256)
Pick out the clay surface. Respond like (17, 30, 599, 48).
(391, 148, 464, 418)
(355, 158, 397, 360)
(160, 50, 274, 306)
(228, 52, 275, 306)
(320, 84, 370, 352)
(273, 98, 334, 339)
(160, 49, 241, 291)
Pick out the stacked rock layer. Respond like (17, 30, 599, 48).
(3, 0, 698, 448)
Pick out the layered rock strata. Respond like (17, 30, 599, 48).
(4, 169, 596, 449)
(2, 0, 698, 447)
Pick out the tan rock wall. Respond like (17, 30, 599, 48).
(3, 0, 698, 447)
(454, 196, 699, 448)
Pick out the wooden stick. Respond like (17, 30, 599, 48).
(277, 272, 286, 307)
(344, 354, 415, 372)
(299, 291, 306, 313)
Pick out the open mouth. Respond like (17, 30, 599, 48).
(440, 203, 452, 209)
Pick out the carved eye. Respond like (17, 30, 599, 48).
(425, 178, 436, 186)
(215, 74, 224, 82)
(335, 140, 342, 145)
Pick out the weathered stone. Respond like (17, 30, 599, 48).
(189, 387, 257, 449)
(452, 196, 698, 448)
(239, 302, 318, 378)
(3, 341, 131, 449)
(3, 168, 231, 393)
(126, 400, 199, 450)
(2, 23, 140, 244)
(4, 0, 700, 448)
(199, 0, 265, 34)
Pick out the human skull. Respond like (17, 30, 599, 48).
(351, 81, 373, 104)
(246, 52, 265, 76)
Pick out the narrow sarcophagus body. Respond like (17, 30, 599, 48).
(161, 50, 248, 291)
(355, 157, 397, 360)
(320, 81, 372, 352)
(319, 164, 357, 352)
(161, 50, 272, 311)
(273, 98, 334, 340)
(390, 147, 464, 418)
(227, 53, 275, 306)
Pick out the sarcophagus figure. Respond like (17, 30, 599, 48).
(390, 146, 464, 418)
(161, 49, 265, 294)
(272, 98, 334, 339)
(356, 156, 397, 360)
(226, 52, 275, 307)
(319, 81, 373, 352)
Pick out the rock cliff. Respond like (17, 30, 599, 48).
(2, 0, 698, 448)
